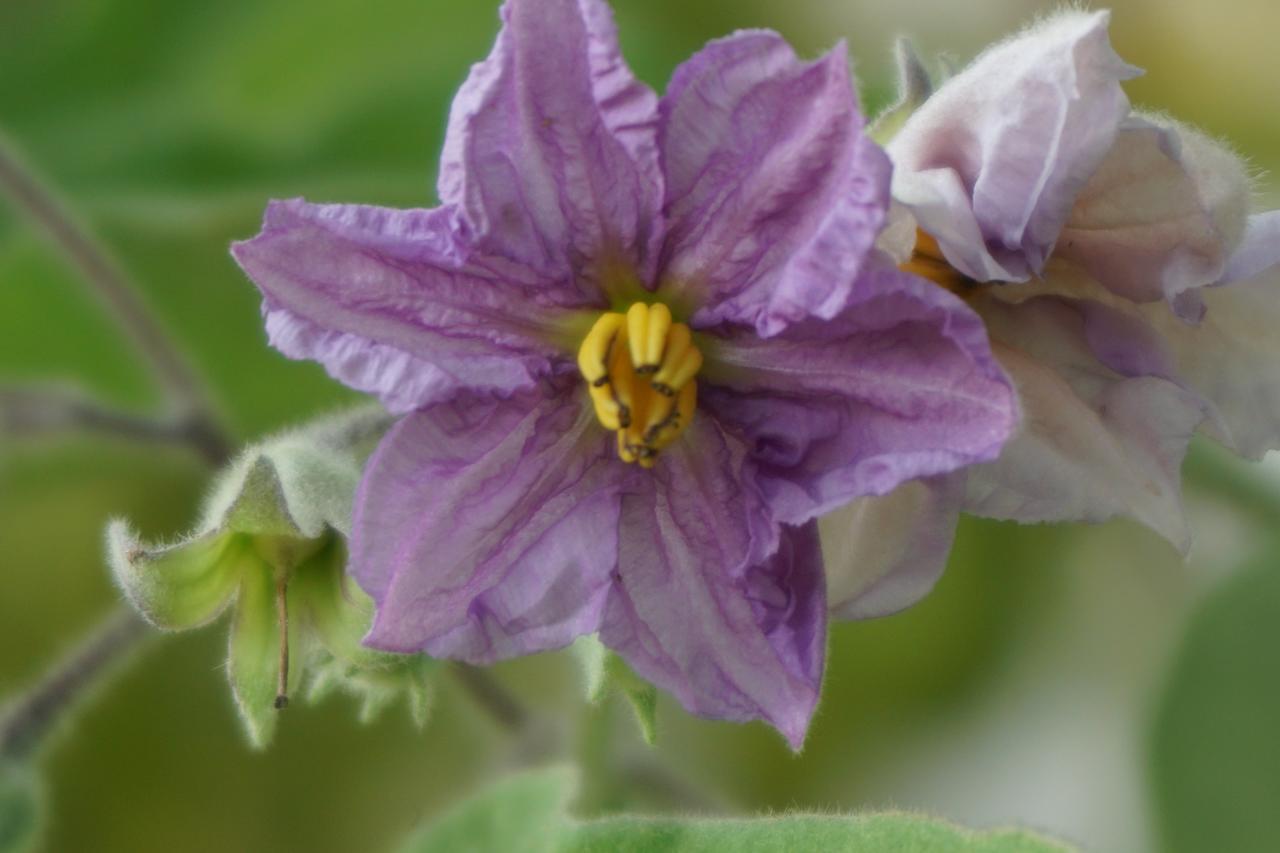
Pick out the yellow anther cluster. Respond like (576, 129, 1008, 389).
(899, 229, 975, 296)
(577, 303, 702, 468)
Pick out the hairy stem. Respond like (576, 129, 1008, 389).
(0, 131, 232, 465)
(0, 607, 150, 762)
(449, 664, 530, 733)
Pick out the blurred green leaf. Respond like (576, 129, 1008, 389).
(0, 760, 39, 853)
(1151, 558, 1280, 853)
(400, 765, 576, 853)
(401, 766, 1070, 853)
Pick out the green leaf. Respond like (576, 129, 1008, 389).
(1151, 558, 1280, 853)
(399, 766, 577, 853)
(106, 520, 245, 630)
(570, 637, 658, 745)
(568, 814, 1069, 852)
(399, 766, 1070, 853)
(0, 761, 39, 853)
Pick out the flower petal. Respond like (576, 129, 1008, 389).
(889, 11, 1139, 281)
(438, 0, 661, 284)
(701, 264, 1016, 524)
(354, 387, 625, 661)
(1056, 116, 1251, 317)
(1222, 210, 1280, 285)
(600, 420, 821, 749)
(1139, 249, 1280, 459)
(657, 32, 890, 336)
(820, 475, 962, 620)
(233, 200, 576, 413)
(967, 293, 1210, 549)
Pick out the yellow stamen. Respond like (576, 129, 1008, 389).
(577, 302, 702, 467)
(576, 312, 626, 387)
(899, 228, 978, 297)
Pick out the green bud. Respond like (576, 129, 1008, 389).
(571, 636, 658, 745)
(106, 405, 434, 747)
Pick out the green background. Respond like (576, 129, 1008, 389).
(1, 1, 1278, 851)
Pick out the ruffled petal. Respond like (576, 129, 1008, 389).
(966, 293, 1210, 549)
(889, 11, 1138, 281)
(657, 31, 890, 336)
(701, 264, 1016, 524)
(353, 386, 626, 660)
(438, 0, 662, 286)
(1056, 116, 1250, 317)
(233, 200, 577, 413)
(820, 475, 962, 620)
(601, 420, 822, 749)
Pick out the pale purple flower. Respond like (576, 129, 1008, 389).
(232, 0, 1016, 746)
(824, 10, 1280, 617)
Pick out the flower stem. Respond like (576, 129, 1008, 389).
(0, 607, 150, 762)
(0, 383, 230, 466)
(448, 664, 529, 733)
(0, 130, 232, 466)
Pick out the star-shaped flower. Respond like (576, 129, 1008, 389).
(232, 0, 1016, 746)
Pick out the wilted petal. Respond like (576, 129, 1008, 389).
(1056, 116, 1251, 316)
(355, 387, 625, 661)
(702, 265, 1016, 524)
(1222, 210, 1280, 284)
(968, 294, 1209, 549)
(601, 420, 821, 748)
(438, 0, 661, 284)
(233, 200, 576, 414)
(820, 475, 962, 620)
(889, 11, 1139, 281)
(1140, 251, 1280, 459)
(658, 32, 890, 336)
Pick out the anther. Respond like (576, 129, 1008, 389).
(576, 312, 626, 387)
(578, 302, 702, 467)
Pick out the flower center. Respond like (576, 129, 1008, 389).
(576, 302, 702, 468)
(899, 229, 976, 296)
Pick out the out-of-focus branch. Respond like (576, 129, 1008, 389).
(0, 606, 151, 762)
(0, 132, 232, 465)
(0, 384, 230, 466)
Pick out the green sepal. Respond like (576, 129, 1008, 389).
(307, 653, 439, 729)
(571, 636, 658, 745)
(290, 535, 383, 668)
(107, 522, 245, 631)
(226, 558, 307, 749)
(107, 404, 391, 632)
(200, 404, 391, 540)
(868, 37, 934, 145)
(0, 761, 40, 853)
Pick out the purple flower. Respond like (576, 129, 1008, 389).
(232, 0, 1016, 747)
(824, 10, 1280, 617)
